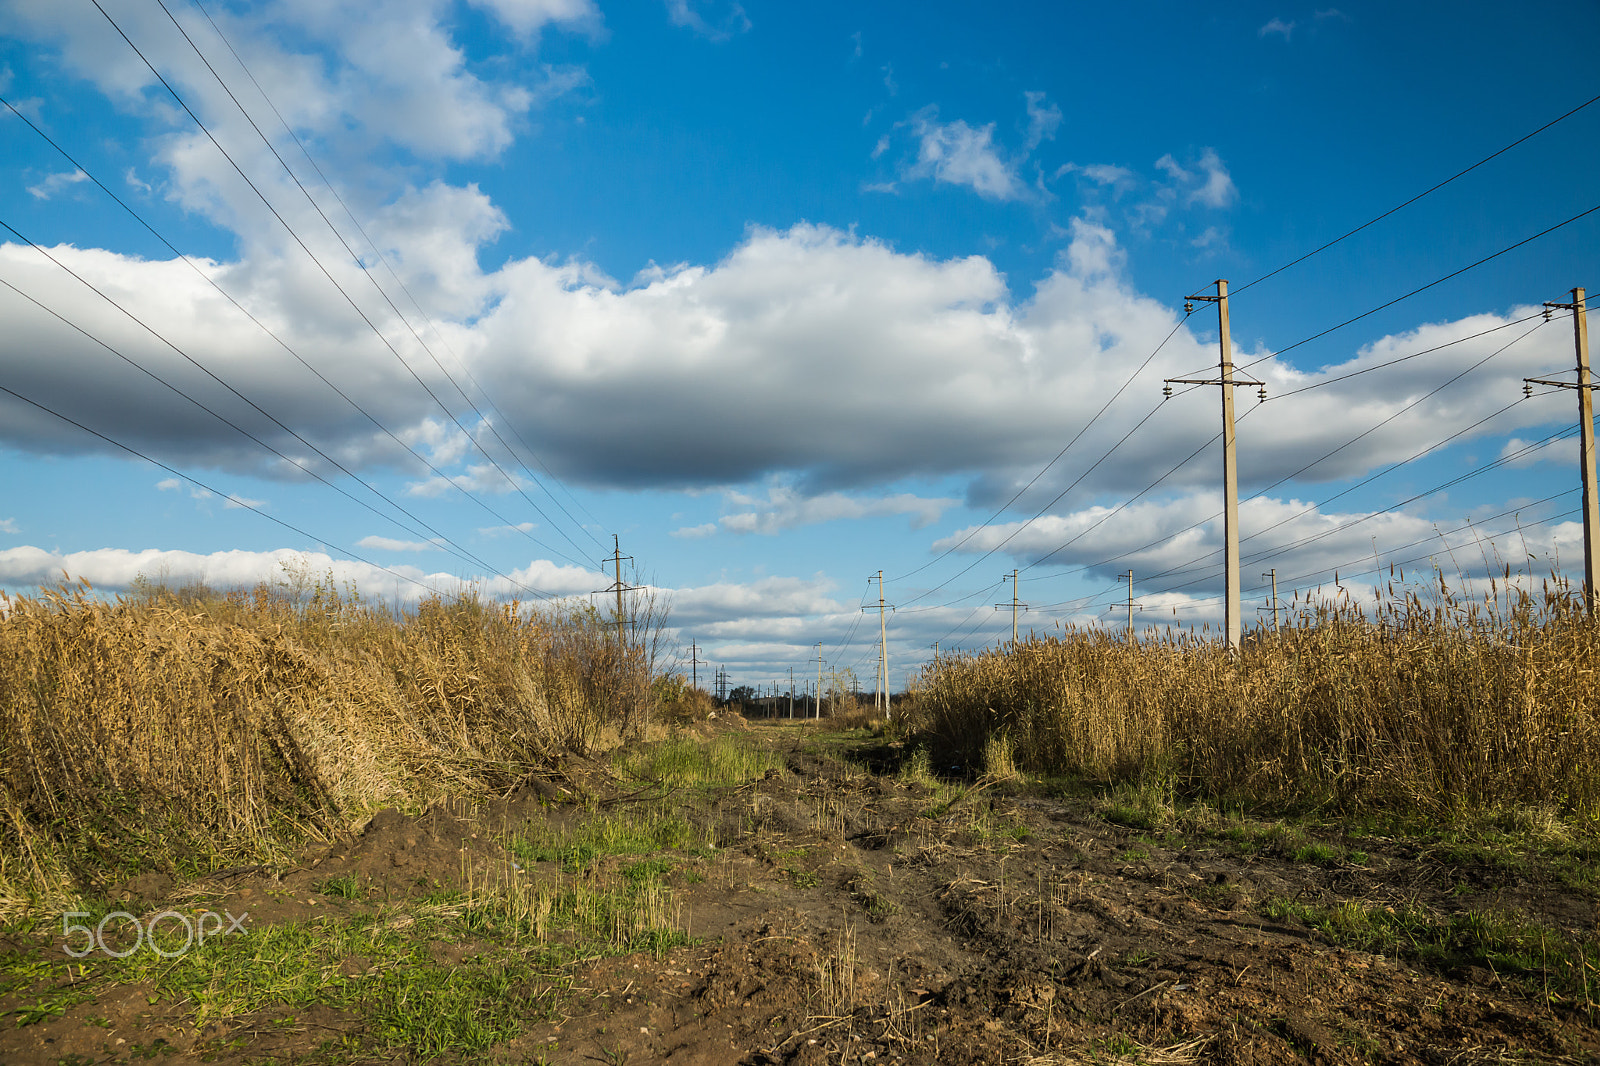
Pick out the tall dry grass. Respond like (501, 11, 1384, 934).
(909, 577, 1600, 821)
(0, 579, 657, 913)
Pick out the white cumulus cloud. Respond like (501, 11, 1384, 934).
(906, 106, 1026, 201)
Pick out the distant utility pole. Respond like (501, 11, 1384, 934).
(862, 571, 894, 717)
(1526, 288, 1598, 613)
(1115, 570, 1143, 643)
(599, 535, 642, 646)
(1260, 569, 1282, 631)
(689, 641, 707, 691)
(787, 665, 794, 718)
(812, 642, 825, 719)
(1165, 280, 1265, 652)
(994, 569, 1028, 648)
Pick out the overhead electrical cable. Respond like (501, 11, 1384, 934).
(87, 0, 594, 566)
(0, 236, 556, 598)
(1151, 492, 1579, 617)
(891, 309, 1194, 584)
(1066, 413, 1572, 615)
(1140, 422, 1577, 602)
(0, 210, 571, 593)
(1103, 317, 1550, 590)
(150, 0, 601, 560)
(0, 93, 592, 575)
(0, 380, 450, 598)
(1269, 311, 1547, 400)
(182, 0, 607, 545)
(0, 266, 555, 597)
(1236, 200, 1600, 373)
(896, 196, 1598, 613)
(897, 388, 1205, 609)
(1230, 90, 1600, 297)
(1010, 314, 1554, 601)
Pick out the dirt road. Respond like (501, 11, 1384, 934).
(3, 722, 1596, 1064)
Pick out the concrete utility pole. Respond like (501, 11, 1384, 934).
(1116, 570, 1143, 643)
(994, 569, 1028, 648)
(1526, 288, 1598, 612)
(812, 642, 825, 719)
(1261, 569, 1282, 631)
(787, 666, 794, 718)
(1165, 280, 1265, 652)
(862, 572, 894, 717)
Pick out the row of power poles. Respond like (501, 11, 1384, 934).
(1166, 282, 1595, 651)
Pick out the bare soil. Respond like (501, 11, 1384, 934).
(3, 722, 1599, 1065)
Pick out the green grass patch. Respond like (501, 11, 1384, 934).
(318, 874, 362, 900)
(621, 733, 782, 790)
(1260, 896, 1600, 1001)
(1290, 842, 1344, 866)
(2, 858, 691, 1054)
(508, 807, 708, 871)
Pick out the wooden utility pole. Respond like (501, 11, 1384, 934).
(812, 642, 825, 719)
(1166, 280, 1264, 651)
(994, 569, 1028, 648)
(862, 572, 894, 717)
(1526, 289, 1598, 612)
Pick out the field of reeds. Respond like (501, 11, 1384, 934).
(0, 577, 661, 916)
(908, 577, 1600, 824)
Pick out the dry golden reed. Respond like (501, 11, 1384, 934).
(909, 578, 1600, 821)
(0, 579, 654, 913)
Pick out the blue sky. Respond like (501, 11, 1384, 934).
(2, 0, 1598, 693)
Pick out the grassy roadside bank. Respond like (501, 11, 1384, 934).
(0, 580, 658, 915)
(906, 585, 1600, 825)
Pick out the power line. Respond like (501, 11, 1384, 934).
(1230, 91, 1600, 297)
(892, 309, 1193, 585)
(0, 380, 450, 599)
(1151, 492, 1580, 618)
(1057, 418, 1576, 618)
(1116, 318, 1550, 592)
(0, 92, 596, 574)
(87, 0, 597, 566)
(0, 268, 549, 598)
(183, 0, 607, 546)
(1139, 422, 1578, 605)
(898, 202, 1597, 613)
(1237, 200, 1600, 373)
(152, 0, 603, 558)
(0, 221, 564, 598)
(1269, 311, 1547, 400)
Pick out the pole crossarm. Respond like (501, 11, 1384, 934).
(1164, 373, 1266, 388)
(1524, 377, 1600, 391)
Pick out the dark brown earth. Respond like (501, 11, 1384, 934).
(3, 721, 1598, 1065)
